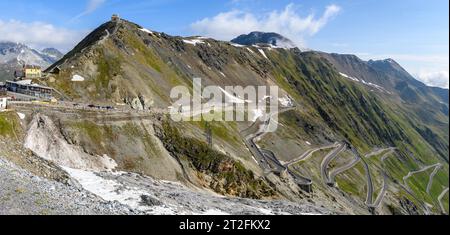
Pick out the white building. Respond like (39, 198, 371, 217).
(0, 97, 10, 111)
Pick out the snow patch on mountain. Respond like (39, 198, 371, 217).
(17, 112, 26, 120)
(252, 108, 264, 122)
(230, 43, 245, 48)
(279, 96, 293, 107)
(139, 28, 154, 35)
(339, 72, 390, 94)
(339, 73, 360, 82)
(183, 37, 205, 46)
(258, 49, 268, 59)
(62, 167, 177, 215)
(72, 74, 85, 82)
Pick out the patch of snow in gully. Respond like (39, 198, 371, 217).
(258, 49, 269, 59)
(139, 28, 154, 35)
(71, 74, 85, 82)
(183, 39, 205, 46)
(17, 112, 26, 120)
(62, 167, 176, 215)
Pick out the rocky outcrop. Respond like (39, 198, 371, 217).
(231, 32, 297, 48)
(24, 114, 117, 171)
(127, 95, 154, 111)
(154, 121, 277, 199)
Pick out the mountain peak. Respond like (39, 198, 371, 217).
(231, 32, 297, 49)
(0, 41, 63, 66)
(45, 18, 146, 73)
(368, 58, 399, 66)
(41, 48, 64, 59)
(0, 41, 63, 81)
(367, 58, 412, 78)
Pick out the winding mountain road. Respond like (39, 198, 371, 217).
(284, 143, 339, 168)
(397, 163, 444, 215)
(321, 143, 347, 185)
(328, 147, 395, 208)
(260, 149, 285, 173)
(365, 148, 395, 158)
(328, 154, 361, 185)
(366, 148, 396, 208)
(241, 106, 333, 186)
(280, 143, 341, 186)
(426, 164, 442, 195)
(402, 163, 442, 190)
(360, 158, 374, 207)
(242, 107, 294, 175)
(438, 188, 449, 215)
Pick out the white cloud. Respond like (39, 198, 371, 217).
(86, 0, 107, 13)
(190, 3, 341, 48)
(0, 19, 86, 51)
(413, 70, 449, 89)
(73, 0, 107, 20)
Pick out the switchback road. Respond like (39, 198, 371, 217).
(438, 188, 449, 215)
(321, 143, 347, 185)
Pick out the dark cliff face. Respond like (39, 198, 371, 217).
(231, 32, 297, 48)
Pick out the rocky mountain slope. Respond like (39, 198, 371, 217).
(0, 42, 63, 81)
(0, 108, 334, 215)
(1, 17, 448, 215)
(314, 52, 449, 161)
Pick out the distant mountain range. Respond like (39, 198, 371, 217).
(0, 42, 63, 81)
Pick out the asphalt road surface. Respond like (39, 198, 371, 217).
(426, 164, 443, 195)
(328, 155, 361, 185)
(438, 188, 449, 215)
(321, 143, 346, 185)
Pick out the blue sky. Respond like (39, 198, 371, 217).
(0, 0, 448, 88)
